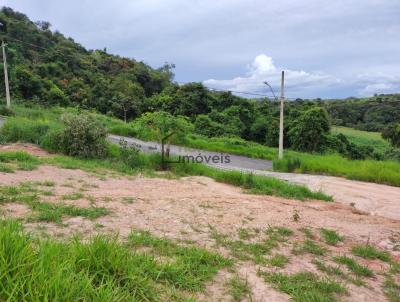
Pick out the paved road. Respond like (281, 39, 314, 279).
(108, 134, 273, 171)
(0, 116, 272, 170)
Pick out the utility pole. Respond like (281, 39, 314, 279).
(263, 70, 285, 159)
(1, 40, 10, 108)
(279, 71, 285, 159)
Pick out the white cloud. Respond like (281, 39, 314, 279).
(203, 54, 340, 98)
(356, 68, 400, 96)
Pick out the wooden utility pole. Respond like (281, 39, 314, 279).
(1, 40, 10, 108)
(278, 71, 285, 159)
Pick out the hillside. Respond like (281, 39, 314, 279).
(0, 7, 173, 120)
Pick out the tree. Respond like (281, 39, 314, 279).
(111, 76, 144, 122)
(288, 107, 331, 152)
(382, 123, 400, 148)
(135, 111, 193, 169)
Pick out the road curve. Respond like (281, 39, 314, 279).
(108, 134, 273, 171)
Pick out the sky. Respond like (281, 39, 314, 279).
(2, 0, 400, 99)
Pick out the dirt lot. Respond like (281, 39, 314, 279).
(1, 144, 400, 301)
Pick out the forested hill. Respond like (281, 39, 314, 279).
(0, 7, 174, 118)
(0, 6, 399, 136)
(325, 94, 400, 131)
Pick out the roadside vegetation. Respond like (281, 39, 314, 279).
(0, 110, 330, 201)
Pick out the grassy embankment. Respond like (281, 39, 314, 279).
(0, 105, 329, 201)
(4, 103, 400, 187)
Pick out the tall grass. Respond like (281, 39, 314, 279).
(274, 153, 400, 187)
(0, 219, 229, 301)
(172, 161, 332, 201)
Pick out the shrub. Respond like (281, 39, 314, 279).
(56, 113, 108, 158)
(288, 107, 331, 152)
(382, 123, 400, 148)
(118, 138, 142, 168)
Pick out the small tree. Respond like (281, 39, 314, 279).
(288, 107, 331, 152)
(136, 111, 193, 169)
(382, 123, 400, 148)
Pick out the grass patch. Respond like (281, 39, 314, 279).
(226, 276, 252, 301)
(0, 183, 108, 224)
(320, 229, 344, 246)
(0, 219, 228, 301)
(313, 259, 365, 287)
(265, 226, 293, 242)
(293, 240, 326, 256)
(128, 230, 232, 291)
(238, 228, 255, 240)
(274, 153, 400, 187)
(300, 227, 315, 239)
(61, 192, 84, 200)
(258, 271, 347, 302)
(384, 277, 400, 302)
(173, 163, 332, 201)
(210, 228, 278, 263)
(351, 245, 391, 262)
(267, 254, 290, 268)
(0, 151, 40, 172)
(333, 256, 374, 277)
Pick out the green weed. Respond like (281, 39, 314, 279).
(352, 245, 391, 262)
(333, 256, 374, 277)
(226, 276, 252, 301)
(320, 229, 344, 246)
(258, 271, 347, 302)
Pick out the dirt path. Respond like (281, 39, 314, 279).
(1, 160, 400, 301)
(109, 135, 400, 221)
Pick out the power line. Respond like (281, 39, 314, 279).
(177, 81, 298, 99)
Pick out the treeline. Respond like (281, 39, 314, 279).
(325, 94, 400, 131)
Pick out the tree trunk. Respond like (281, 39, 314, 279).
(161, 139, 166, 170)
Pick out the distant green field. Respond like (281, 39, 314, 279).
(332, 126, 389, 153)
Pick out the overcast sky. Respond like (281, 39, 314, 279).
(3, 0, 400, 98)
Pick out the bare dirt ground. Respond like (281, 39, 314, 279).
(258, 170, 400, 221)
(1, 144, 400, 301)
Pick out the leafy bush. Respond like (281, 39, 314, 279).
(55, 113, 108, 158)
(382, 123, 400, 148)
(288, 108, 331, 152)
(384, 148, 400, 161)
